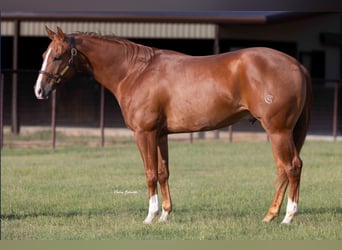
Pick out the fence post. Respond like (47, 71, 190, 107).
(0, 74, 4, 149)
(214, 24, 220, 140)
(332, 81, 339, 142)
(51, 90, 57, 149)
(11, 20, 20, 134)
(228, 125, 233, 143)
(189, 133, 193, 143)
(100, 85, 105, 147)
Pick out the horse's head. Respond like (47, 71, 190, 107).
(34, 26, 77, 99)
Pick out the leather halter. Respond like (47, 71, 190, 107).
(39, 36, 77, 84)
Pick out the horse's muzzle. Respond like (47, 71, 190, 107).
(34, 83, 52, 100)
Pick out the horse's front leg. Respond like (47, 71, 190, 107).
(157, 134, 172, 222)
(134, 130, 159, 224)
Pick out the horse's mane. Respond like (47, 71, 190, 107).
(71, 32, 155, 62)
(71, 31, 142, 47)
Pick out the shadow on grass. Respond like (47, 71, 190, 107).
(1, 208, 120, 221)
(301, 206, 342, 215)
(2, 205, 340, 223)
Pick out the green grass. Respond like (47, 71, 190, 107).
(1, 140, 341, 239)
(3, 129, 111, 148)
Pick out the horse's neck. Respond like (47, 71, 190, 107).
(122, 41, 155, 65)
(76, 36, 153, 95)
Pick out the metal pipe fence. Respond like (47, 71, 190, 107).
(0, 70, 340, 149)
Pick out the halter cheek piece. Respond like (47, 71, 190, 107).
(39, 37, 77, 84)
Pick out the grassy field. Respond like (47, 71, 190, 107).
(1, 138, 341, 239)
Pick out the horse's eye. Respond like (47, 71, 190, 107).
(53, 56, 62, 61)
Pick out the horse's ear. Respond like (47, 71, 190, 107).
(45, 25, 56, 40)
(56, 26, 66, 41)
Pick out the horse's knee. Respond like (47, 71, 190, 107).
(145, 171, 158, 188)
(158, 159, 169, 183)
(158, 170, 169, 184)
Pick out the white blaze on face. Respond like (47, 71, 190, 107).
(281, 198, 298, 224)
(143, 194, 159, 224)
(35, 48, 51, 98)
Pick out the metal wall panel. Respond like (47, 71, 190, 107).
(1, 21, 14, 36)
(2, 21, 216, 39)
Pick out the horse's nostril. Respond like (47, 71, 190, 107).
(35, 85, 45, 99)
(37, 87, 44, 96)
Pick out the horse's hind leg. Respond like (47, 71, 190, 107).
(263, 130, 302, 224)
(281, 146, 302, 224)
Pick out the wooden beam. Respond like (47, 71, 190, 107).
(11, 20, 19, 134)
(100, 85, 105, 147)
(51, 90, 56, 149)
(0, 74, 4, 148)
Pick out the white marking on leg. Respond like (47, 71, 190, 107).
(143, 194, 159, 224)
(158, 209, 169, 222)
(281, 198, 298, 224)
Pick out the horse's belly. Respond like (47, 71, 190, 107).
(165, 101, 247, 133)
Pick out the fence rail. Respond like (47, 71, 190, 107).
(0, 69, 340, 149)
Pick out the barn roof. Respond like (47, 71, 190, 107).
(1, 11, 319, 39)
(1, 11, 316, 24)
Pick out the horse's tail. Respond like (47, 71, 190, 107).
(293, 65, 312, 153)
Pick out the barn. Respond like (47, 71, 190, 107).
(1, 11, 341, 137)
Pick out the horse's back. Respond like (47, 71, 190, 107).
(126, 47, 308, 133)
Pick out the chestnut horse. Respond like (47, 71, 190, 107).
(35, 27, 312, 224)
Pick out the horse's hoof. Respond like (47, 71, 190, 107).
(143, 212, 158, 224)
(143, 217, 153, 224)
(281, 214, 295, 224)
(262, 214, 276, 223)
(158, 210, 169, 223)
